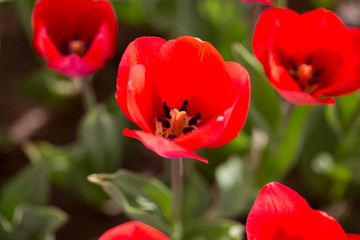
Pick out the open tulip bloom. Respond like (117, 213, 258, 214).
(99, 221, 169, 240)
(116, 36, 250, 163)
(32, 0, 117, 78)
(246, 182, 360, 240)
(253, 8, 360, 105)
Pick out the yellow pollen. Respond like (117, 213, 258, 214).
(172, 109, 187, 137)
(297, 63, 313, 83)
(69, 40, 86, 56)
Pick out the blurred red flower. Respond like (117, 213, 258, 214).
(239, 0, 274, 4)
(32, 0, 117, 78)
(246, 182, 360, 240)
(116, 36, 250, 163)
(253, 8, 360, 105)
(99, 221, 169, 240)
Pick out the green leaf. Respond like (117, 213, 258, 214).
(0, 205, 67, 240)
(336, 93, 360, 131)
(19, 68, 77, 107)
(88, 169, 172, 235)
(0, 164, 49, 222)
(231, 42, 281, 132)
(213, 156, 256, 217)
(258, 106, 312, 185)
(79, 105, 123, 173)
(24, 141, 109, 206)
(183, 218, 244, 240)
(183, 169, 210, 220)
(310, 0, 335, 8)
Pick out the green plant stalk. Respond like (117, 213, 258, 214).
(171, 158, 184, 240)
(76, 77, 96, 111)
(276, 0, 288, 7)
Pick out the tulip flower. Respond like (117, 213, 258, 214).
(116, 36, 250, 163)
(239, 0, 274, 4)
(99, 221, 170, 240)
(32, 0, 117, 78)
(246, 182, 360, 239)
(253, 8, 360, 105)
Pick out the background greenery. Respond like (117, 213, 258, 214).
(0, 0, 360, 239)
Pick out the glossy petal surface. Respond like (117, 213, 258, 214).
(116, 36, 250, 162)
(99, 221, 170, 240)
(253, 8, 360, 105)
(247, 182, 357, 240)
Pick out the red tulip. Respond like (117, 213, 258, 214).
(32, 0, 117, 78)
(253, 8, 360, 105)
(116, 36, 250, 163)
(246, 182, 360, 240)
(239, 0, 274, 4)
(99, 221, 170, 240)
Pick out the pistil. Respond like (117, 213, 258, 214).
(155, 100, 201, 140)
(69, 40, 86, 56)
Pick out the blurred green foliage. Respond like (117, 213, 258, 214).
(2, 0, 360, 238)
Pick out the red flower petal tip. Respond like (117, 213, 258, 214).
(32, 0, 117, 78)
(253, 8, 360, 105)
(99, 221, 170, 240)
(246, 182, 359, 240)
(116, 36, 250, 162)
(239, 0, 274, 4)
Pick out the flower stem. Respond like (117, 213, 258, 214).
(276, 0, 288, 7)
(78, 77, 96, 111)
(171, 158, 184, 240)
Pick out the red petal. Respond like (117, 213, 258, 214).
(99, 221, 170, 240)
(348, 234, 360, 240)
(125, 64, 154, 132)
(206, 62, 250, 148)
(239, 0, 274, 4)
(123, 129, 208, 163)
(253, 8, 299, 75)
(116, 37, 166, 125)
(32, 24, 62, 61)
(246, 182, 311, 240)
(327, 28, 360, 96)
(152, 36, 234, 121)
(278, 210, 347, 240)
(173, 115, 226, 151)
(47, 55, 100, 78)
(267, 49, 335, 105)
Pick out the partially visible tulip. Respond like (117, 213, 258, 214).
(32, 0, 117, 78)
(116, 36, 250, 163)
(239, 0, 274, 4)
(246, 182, 360, 240)
(253, 8, 360, 105)
(99, 221, 170, 240)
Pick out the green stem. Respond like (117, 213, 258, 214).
(77, 77, 96, 111)
(276, 0, 288, 7)
(171, 158, 184, 240)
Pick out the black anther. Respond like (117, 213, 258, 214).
(179, 100, 188, 112)
(189, 113, 201, 126)
(167, 134, 176, 140)
(183, 126, 194, 134)
(157, 118, 170, 128)
(163, 102, 171, 119)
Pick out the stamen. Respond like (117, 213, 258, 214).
(189, 113, 201, 126)
(173, 109, 186, 136)
(167, 134, 176, 140)
(163, 102, 171, 119)
(157, 118, 170, 128)
(69, 40, 86, 56)
(183, 126, 194, 134)
(179, 100, 188, 112)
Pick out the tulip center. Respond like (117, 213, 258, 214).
(288, 62, 319, 94)
(155, 100, 201, 140)
(68, 40, 86, 56)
